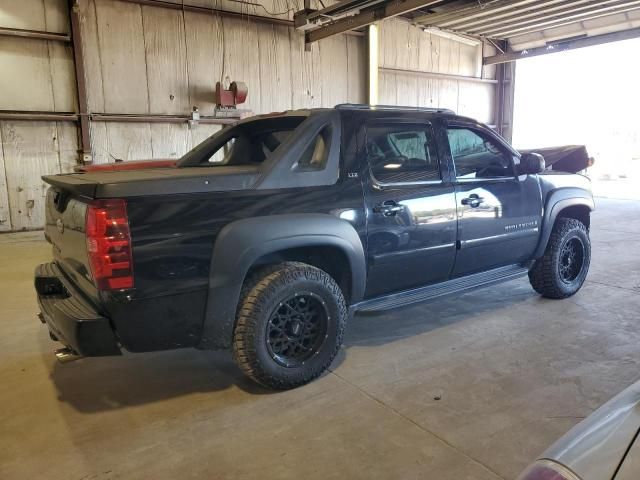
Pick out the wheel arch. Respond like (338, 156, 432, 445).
(198, 214, 366, 349)
(533, 188, 594, 259)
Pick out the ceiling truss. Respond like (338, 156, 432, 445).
(295, 0, 640, 63)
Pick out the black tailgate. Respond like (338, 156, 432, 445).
(43, 187, 99, 303)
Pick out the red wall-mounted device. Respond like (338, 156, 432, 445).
(215, 81, 248, 108)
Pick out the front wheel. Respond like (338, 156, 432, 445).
(528, 218, 591, 299)
(233, 262, 347, 390)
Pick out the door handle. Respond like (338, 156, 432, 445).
(461, 194, 484, 208)
(373, 200, 405, 216)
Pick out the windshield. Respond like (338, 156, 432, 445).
(178, 116, 307, 167)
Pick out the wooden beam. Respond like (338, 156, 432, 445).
(484, 26, 640, 64)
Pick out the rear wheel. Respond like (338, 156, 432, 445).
(528, 218, 591, 299)
(233, 262, 347, 390)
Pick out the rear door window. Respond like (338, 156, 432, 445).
(365, 124, 440, 184)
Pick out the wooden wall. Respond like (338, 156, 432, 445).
(378, 19, 496, 125)
(80, 0, 366, 164)
(0, 3, 500, 232)
(0, 0, 366, 230)
(0, 0, 78, 231)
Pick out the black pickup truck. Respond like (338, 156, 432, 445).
(35, 104, 594, 389)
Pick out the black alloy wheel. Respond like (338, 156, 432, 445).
(266, 292, 329, 368)
(558, 237, 586, 284)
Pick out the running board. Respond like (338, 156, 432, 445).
(353, 264, 530, 314)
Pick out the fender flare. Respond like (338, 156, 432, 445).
(533, 188, 595, 259)
(198, 214, 366, 349)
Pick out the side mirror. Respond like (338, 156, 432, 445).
(519, 152, 545, 175)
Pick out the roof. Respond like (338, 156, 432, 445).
(335, 103, 455, 114)
(411, 0, 640, 51)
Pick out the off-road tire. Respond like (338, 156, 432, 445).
(233, 262, 347, 390)
(529, 218, 591, 299)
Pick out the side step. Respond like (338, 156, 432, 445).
(353, 264, 530, 314)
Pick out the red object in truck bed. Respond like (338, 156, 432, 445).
(75, 159, 178, 173)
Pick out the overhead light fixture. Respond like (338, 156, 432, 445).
(421, 27, 481, 47)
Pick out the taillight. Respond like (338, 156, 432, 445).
(85, 199, 134, 290)
(517, 460, 581, 480)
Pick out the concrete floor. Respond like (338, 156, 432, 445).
(1, 197, 639, 480)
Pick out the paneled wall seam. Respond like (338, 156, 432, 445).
(0, 127, 13, 230)
(139, 4, 153, 114)
(138, 4, 155, 158)
(179, 5, 192, 107)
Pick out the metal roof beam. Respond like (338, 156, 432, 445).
(451, 0, 593, 31)
(298, 0, 388, 26)
(483, 26, 640, 64)
(413, 0, 517, 25)
(305, 0, 447, 43)
(415, 0, 536, 26)
(485, 0, 640, 37)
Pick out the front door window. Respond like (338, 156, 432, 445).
(447, 127, 514, 179)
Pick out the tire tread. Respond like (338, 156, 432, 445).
(529, 217, 590, 299)
(232, 262, 347, 390)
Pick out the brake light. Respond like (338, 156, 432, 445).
(517, 460, 581, 480)
(85, 199, 134, 290)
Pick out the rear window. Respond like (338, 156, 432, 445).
(179, 116, 306, 167)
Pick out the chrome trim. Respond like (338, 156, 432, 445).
(373, 178, 444, 189)
(372, 242, 456, 262)
(455, 176, 517, 183)
(460, 228, 539, 248)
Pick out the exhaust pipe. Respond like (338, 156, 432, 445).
(55, 347, 82, 364)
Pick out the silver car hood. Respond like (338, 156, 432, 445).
(614, 431, 640, 479)
(541, 381, 640, 480)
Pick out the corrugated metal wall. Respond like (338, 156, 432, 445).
(0, 1, 497, 232)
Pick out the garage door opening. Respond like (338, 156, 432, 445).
(512, 38, 640, 200)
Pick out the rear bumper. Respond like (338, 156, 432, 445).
(34, 263, 121, 356)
